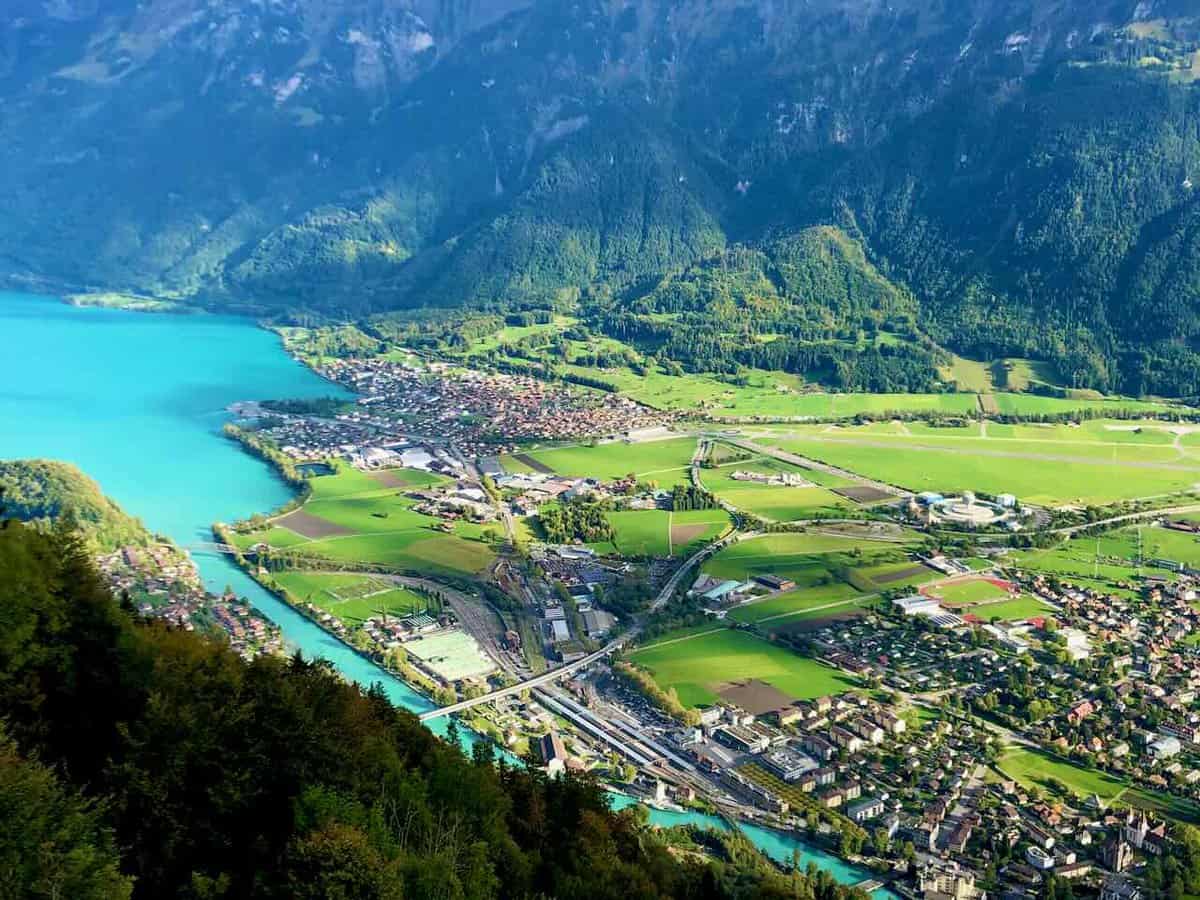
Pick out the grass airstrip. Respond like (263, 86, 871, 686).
(745, 419, 1200, 505)
(629, 628, 857, 708)
(228, 465, 496, 577)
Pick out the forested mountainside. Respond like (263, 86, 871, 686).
(0, 513, 868, 900)
(0, 459, 149, 550)
(4, 1, 1200, 392)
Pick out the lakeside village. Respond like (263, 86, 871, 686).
(234, 356, 667, 461)
(96, 541, 282, 658)
(200, 351, 1200, 900)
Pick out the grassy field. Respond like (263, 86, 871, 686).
(728, 582, 864, 624)
(851, 560, 941, 592)
(998, 748, 1200, 821)
(271, 571, 426, 625)
(997, 748, 1128, 800)
(501, 437, 697, 486)
(700, 458, 854, 521)
(755, 426, 1200, 505)
(629, 629, 857, 707)
(704, 532, 922, 584)
(1010, 524, 1200, 582)
(230, 466, 496, 577)
(968, 595, 1052, 621)
(598, 508, 732, 558)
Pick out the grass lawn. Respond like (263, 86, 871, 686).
(501, 437, 697, 486)
(970, 595, 1053, 622)
(606, 510, 671, 557)
(997, 748, 1127, 800)
(729, 582, 863, 624)
(228, 526, 308, 550)
(629, 629, 857, 707)
(271, 571, 426, 625)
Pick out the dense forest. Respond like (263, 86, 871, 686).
(0, 512, 875, 899)
(0, 459, 149, 551)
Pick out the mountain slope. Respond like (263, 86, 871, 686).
(3, 1, 1200, 390)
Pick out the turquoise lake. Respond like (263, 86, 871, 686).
(0, 291, 884, 892)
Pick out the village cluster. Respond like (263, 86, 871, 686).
(97, 544, 282, 658)
(250, 357, 667, 461)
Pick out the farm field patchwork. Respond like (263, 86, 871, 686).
(228, 466, 495, 576)
(629, 628, 857, 707)
(596, 508, 732, 558)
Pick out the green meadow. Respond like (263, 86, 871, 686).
(700, 457, 854, 521)
(629, 628, 857, 707)
(501, 437, 697, 486)
(231, 466, 495, 577)
(703, 532, 922, 585)
(600, 508, 732, 558)
(728, 582, 864, 624)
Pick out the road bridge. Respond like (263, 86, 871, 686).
(418, 529, 737, 721)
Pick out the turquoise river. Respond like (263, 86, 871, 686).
(0, 291, 885, 892)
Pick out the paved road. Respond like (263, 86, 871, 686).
(1047, 502, 1200, 537)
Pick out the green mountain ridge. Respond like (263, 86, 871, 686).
(4, 1, 1200, 391)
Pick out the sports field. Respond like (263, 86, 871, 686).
(925, 578, 1011, 606)
(700, 457, 854, 521)
(230, 466, 496, 577)
(406, 630, 496, 681)
(271, 571, 426, 625)
(500, 437, 697, 486)
(753, 423, 1200, 505)
(968, 596, 1051, 621)
(629, 628, 856, 707)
